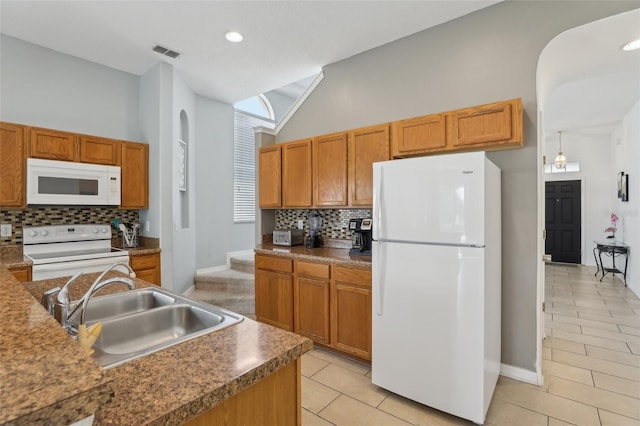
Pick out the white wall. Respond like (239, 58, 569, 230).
(614, 99, 640, 295)
(544, 133, 614, 265)
(277, 1, 638, 373)
(195, 96, 255, 269)
(0, 35, 139, 140)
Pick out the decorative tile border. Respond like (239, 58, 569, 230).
(0, 207, 139, 245)
(275, 209, 372, 240)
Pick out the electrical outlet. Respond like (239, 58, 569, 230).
(297, 220, 304, 230)
(1, 224, 11, 238)
(145, 221, 150, 232)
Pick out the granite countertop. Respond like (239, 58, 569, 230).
(0, 237, 160, 270)
(255, 243, 372, 268)
(0, 245, 31, 269)
(0, 269, 112, 425)
(10, 271, 312, 425)
(112, 236, 161, 256)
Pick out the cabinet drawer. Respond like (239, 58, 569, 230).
(296, 260, 330, 279)
(130, 254, 158, 270)
(333, 266, 371, 287)
(256, 255, 293, 273)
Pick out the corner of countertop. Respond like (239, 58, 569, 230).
(0, 268, 113, 425)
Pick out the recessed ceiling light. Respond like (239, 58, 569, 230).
(225, 31, 244, 43)
(622, 38, 640, 51)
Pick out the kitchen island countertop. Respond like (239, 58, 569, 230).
(4, 270, 311, 425)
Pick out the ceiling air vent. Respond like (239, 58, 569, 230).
(152, 44, 181, 59)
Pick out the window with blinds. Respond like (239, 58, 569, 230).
(233, 110, 274, 223)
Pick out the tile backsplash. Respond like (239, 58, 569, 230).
(0, 207, 139, 245)
(275, 209, 372, 240)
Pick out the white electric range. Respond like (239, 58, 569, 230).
(23, 224, 130, 280)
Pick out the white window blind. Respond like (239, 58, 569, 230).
(233, 111, 273, 223)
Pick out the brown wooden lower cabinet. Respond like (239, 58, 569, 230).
(331, 266, 372, 361)
(186, 358, 301, 426)
(294, 260, 330, 345)
(130, 252, 161, 286)
(8, 265, 32, 282)
(255, 255, 294, 331)
(256, 254, 372, 362)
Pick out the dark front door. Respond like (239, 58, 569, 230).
(545, 180, 581, 264)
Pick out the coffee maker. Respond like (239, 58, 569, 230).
(349, 218, 373, 256)
(305, 213, 323, 248)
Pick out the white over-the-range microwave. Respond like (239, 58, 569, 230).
(26, 158, 121, 205)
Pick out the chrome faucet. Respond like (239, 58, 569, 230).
(44, 263, 137, 335)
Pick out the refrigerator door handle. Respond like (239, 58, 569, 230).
(374, 241, 386, 316)
(374, 166, 384, 241)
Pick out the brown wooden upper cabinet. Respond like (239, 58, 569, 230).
(313, 132, 348, 207)
(258, 145, 282, 209)
(449, 98, 523, 149)
(29, 127, 78, 162)
(79, 136, 120, 165)
(391, 113, 446, 158)
(120, 141, 149, 209)
(348, 124, 390, 206)
(283, 139, 312, 208)
(0, 122, 26, 207)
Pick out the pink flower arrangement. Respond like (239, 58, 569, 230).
(605, 213, 619, 234)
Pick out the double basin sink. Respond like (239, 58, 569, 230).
(75, 287, 244, 369)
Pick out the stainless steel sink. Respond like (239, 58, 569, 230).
(80, 287, 243, 369)
(81, 288, 176, 323)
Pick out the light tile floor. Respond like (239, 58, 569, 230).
(302, 264, 640, 425)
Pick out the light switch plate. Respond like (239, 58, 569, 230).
(0, 224, 11, 237)
(297, 220, 304, 230)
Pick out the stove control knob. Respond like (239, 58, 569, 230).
(101, 228, 108, 233)
(29, 231, 37, 237)
(40, 230, 49, 237)
(92, 228, 99, 234)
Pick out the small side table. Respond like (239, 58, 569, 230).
(593, 240, 630, 285)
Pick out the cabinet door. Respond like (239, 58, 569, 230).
(348, 124, 390, 207)
(0, 122, 26, 207)
(258, 145, 282, 208)
(80, 136, 120, 165)
(449, 98, 523, 148)
(282, 139, 312, 207)
(295, 276, 330, 344)
(29, 127, 78, 161)
(255, 269, 294, 331)
(331, 266, 372, 360)
(120, 141, 149, 209)
(130, 253, 161, 285)
(391, 113, 446, 158)
(313, 132, 348, 207)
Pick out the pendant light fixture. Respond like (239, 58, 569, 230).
(554, 131, 567, 169)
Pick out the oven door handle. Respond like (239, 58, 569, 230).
(31, 256, 130, 280)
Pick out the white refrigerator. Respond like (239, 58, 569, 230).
(371, 151, 501, 425)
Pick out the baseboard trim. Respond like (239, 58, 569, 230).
(196, 265, 229, 275)
(500, 363, 540, 385)
(182, 284, 195, 296)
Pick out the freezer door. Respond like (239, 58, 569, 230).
(373, 152, 486, 246)
(372, 240, 488, 423)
